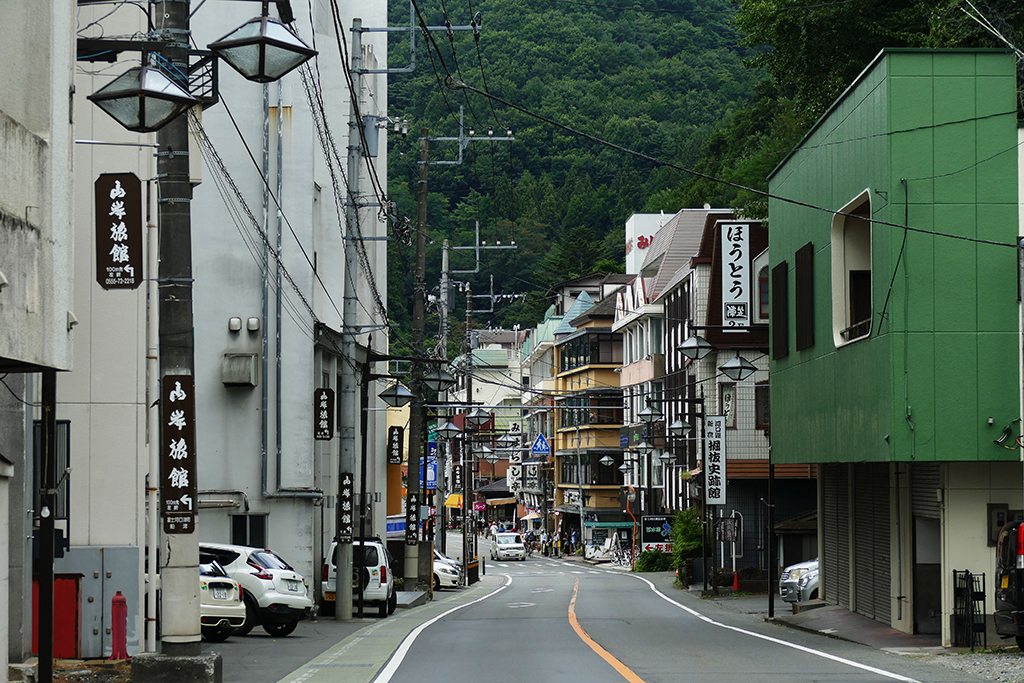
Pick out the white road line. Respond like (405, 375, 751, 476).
(628, 574, 921, 683)
(371, 576, 512, 683)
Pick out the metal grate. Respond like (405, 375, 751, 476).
(953, 570, 987, 649)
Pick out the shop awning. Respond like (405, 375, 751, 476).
(520, 511, 542, 520)
(486, 497, 518, 506)
(444, 494, 463, 508)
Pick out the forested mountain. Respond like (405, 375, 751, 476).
(385, 0, 758, 349)
(384, 0, 1024, 356)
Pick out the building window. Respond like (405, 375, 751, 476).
(231, 514, 267, 548)
(758, 266, 769, 320)
(651, 317, 663, 354)
(755, 382, 770, 430)
(832, 190, 872, 346)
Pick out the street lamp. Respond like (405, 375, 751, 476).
(378, 382, 414, 408)
(678, 334, 713, 361)
(719, 356, 757, 381)
(86, 65, 198, 133)
(208, 11, 317, 83)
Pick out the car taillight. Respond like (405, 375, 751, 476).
(1017, 524, 1024, 569)
(253, 571, 274, 580)
(380, 565, 387, 584)
(322, 564, 328, 582)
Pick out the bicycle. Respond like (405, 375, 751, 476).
(610, 545, 634, 568)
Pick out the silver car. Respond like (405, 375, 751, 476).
(490, 532, 526, 561)
(779, 558, 819, 603)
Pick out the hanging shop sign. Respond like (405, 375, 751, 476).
(95, 173, 143, 290)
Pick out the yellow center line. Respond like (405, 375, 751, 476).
(568, 576, 647, 683)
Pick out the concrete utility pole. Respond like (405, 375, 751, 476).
(154, 0, 202, 660)
(405, 128, 430, 588)
(336, 18, 365, 621)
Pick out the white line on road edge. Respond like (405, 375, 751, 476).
(371, 576, 513, 683)
(629, 575, 921, 683)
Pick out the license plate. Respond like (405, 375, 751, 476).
(286, 580, 300, 592)
(213, 587, 227, 600)
(1002, 575, 1009, 589)
(325, 591, 336, 601)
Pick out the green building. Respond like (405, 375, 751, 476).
(768, 49, 1021, 645)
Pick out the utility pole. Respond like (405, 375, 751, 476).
(462, 282, 474, 579)
(154, 0, 201, 659)
(337, 17, 364, 621)
(405, 128, 430, 589)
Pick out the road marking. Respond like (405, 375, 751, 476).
(568, 577, 647, 683)
(371, 576, 512, 683)
(531, 588, 553, 593)
(508, 602, 535, 609)
(628, 575, 921, 683)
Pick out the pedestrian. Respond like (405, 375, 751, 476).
(571, 529, 579, 554)
(489, 521, 498, 540)
(540, 529, 549, 556)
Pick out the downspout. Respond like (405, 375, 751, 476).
(259, 83, 321, 501)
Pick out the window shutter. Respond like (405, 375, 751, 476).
(771, 261, 788, 360)
(795, 242, 814, 350)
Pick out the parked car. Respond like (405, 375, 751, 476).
(995, 521, 1024, 648)
(779, 558, 819, 603)
(490, 532, 526, 561)
(434, 548, 462, 590)
(321, 538, 397, 617)
(199, 543, 313, 637)
(199, 560, 246, 642)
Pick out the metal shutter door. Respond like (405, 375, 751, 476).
(911, 463, 940, 519)
(822, 464, 851, 608)
(853, 463, 891, 623)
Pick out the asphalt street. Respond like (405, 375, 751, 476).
(205, 552, 1002, 683)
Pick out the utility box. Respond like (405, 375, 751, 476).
(222, 353, 259, 386)
(33, 574, 82, 658)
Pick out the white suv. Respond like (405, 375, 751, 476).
(199, 543, 313, 636)
(321, 538, 396, 618)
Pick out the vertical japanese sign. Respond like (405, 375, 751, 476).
(313, 388, 335, 441)
(95, 173, 143, 290)
(162, 375, 197, 534)
(338, 471, 354, 542)
(452, 462, 463, 492)
(387, 426, 404, 465)
(704, 415, 726, 505)
(405, 491, 419, 545)
(721, 222, 749, 329)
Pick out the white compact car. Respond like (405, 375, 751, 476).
(199, 543, 313, 637)
(779, 558, 819, 603)
(321, 538, 397, 617)
(433, 548, 463, 590)
(199, 560, 246, 642)
(490, 533, 527, 561)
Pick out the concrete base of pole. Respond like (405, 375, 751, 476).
(131, 653, 222, 683)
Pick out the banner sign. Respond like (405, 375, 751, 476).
(405, 491, 419, 545)
(387, 426, 404, 465)
(641, 515, 673, 553)
(95, 173, 143, 290)
(721, 222, 749, 329)
(338, 471, 354, 542)
(705, 415, 726, 505)
(313, 388, 334, 441)
(162, 375, 197, 534)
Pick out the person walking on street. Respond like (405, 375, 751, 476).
(489, 521, 498, 541)
(571, 529, 579, 555)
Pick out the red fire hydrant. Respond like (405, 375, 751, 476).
(109, 591, 129, 660)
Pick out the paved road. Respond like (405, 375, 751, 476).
(206, 555, 995, 683)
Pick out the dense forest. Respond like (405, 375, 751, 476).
(384, 0, 1024, 356)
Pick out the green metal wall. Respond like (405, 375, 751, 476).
(768, 49, 1020, 465)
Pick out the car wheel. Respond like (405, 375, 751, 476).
(377, 599, 388, 618)
(433, 574, 441, 592)
(1016, 635, 1024, 651)
(319, 600, 335, 617)
(263, 620, 298, 637)
(234, 594, 258, 636)
(387, 590, 397, 615)
(202, 626, 232, 643)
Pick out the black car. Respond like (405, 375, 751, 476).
(994, 521, 1024, 647)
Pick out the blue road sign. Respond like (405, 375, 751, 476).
(531, 434, 550, 456)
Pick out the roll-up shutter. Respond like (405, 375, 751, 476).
(853, 463, 891, 623)
(821, 464, 850, 608)
(911, 463, 941, 519)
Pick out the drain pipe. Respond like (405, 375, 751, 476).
(256, 81, 322, 502)
(198, 489, 251, 511)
